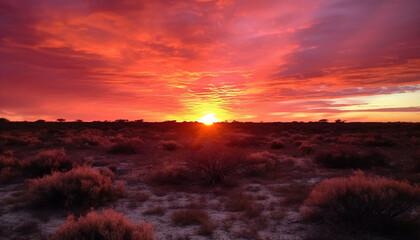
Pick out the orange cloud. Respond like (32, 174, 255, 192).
(0, 0, 419, 122)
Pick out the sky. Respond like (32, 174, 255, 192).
(0, 0, 419, 122)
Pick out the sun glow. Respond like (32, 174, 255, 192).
(198, 113, 219, 125)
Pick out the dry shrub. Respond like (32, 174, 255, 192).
(0, 133, 40, 146)
(148, 161, 189, 185)
(314, 146, 387, 169)
(363, 135, 396, 147)
(160, 140, 180, 151)
(63, 129, 104, 148)
(244, 151, 277, 176)
(185, 146, 246, 185)
(49, 209, 154, 240)
(0, 151, 20, 183)
(299, 142, 315, 154)
(107, 138, 144, 154)
(26, 166, 125, 209)
(270, 138, 284, 149)
(226, 133, 265, 147)
(23, 148, 74, 177)
(303, 171, 420, 235)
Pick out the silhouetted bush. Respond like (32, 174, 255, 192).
(23, 148, 74, 177)
(270, 139, 284, 149)
(160, 140, 180, 151)
(0, 117, 10, 123)
(314, 146, 387, 169)
(49, 209, 154, 240)
(303, 171, 420, 235)
(26, 166, 125, 209)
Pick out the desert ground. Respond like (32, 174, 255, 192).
(0, 121, 419, 240)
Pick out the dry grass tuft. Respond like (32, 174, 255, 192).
(143, 206, 166, 216)
(171, 209, 215, 235)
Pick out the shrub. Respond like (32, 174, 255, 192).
(270, 139, 284, 149)
(303, 171, 420, 234)
(185, 147, 246, 185)
(107, 138, 144, 154)
(160, 140, 180, 151)
(299, 142, 315, 154)
(226, 134, 265, 147)
(26, 166, 125, 209)
(49, 209, 154, 240)
(363, 135, 396, 147)
(314, 146, 387, 169)
(0, 151, 20, 183)
(244, 151, 277, 176)
(0, 150, 17, 169)
(66, 129, 103, 148)
(23, 148, 74, 177)
(148, 161, 189, 185)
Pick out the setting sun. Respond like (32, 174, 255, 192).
(198, 113, 219, 125)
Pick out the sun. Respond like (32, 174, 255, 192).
(198, 113, 219, 125)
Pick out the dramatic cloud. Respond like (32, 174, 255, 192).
(1, 0, 419, 122)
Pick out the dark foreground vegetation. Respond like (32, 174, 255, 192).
(0, 121, 419, 239)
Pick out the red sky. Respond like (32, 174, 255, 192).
(1, 0, 419, 122)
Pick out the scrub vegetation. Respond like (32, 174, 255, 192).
(0, 121, 419, 239)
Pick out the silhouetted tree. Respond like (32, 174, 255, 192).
(134, 119, 144, 123)
(335, 119, 345, 123)
(75, 119, 83, 123)
(0, 117, 10, 123)
(57, 118, 66, 122)
(318, 119, 328, 123)
(35, 119, 46, 123)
